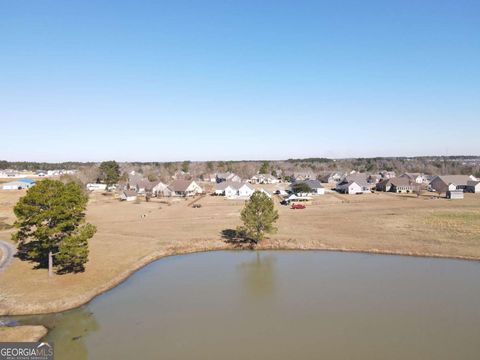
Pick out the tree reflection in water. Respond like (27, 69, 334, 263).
(238, 252, 277, 298)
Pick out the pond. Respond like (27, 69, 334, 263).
(6, 251, 480, 359)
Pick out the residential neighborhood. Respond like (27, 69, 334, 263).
(3, 164, 479, 202)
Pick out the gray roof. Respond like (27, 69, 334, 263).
(294, 179, 323, 189)
(387, 177, 413, 187)
(342, 173, 369, 187)
(434, 175, 471, 186)
(123, 190, 137, 197)
(215, 181, 239, 191)
(168, 180, 197, 192)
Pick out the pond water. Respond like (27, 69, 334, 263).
(6, 251, 480, 359)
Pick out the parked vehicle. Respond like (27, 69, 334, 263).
(291, 203, 306, 209)
(280, 200, 290, 206)
(192, 204, 202, 208)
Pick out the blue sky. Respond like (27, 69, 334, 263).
(1, 0, 479, 162)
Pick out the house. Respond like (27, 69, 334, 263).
(466, 180, 480, 193)
(336, 174, 370, 194)
(285, 194, 312, 202)
(86, 183, 108, 191)
(401, 173, 428, 184)
(429, 175, 472, 194)
(172, 171, 190, 180)
(215, 182, 255, 198)
(136, 180, 158, 194)
(379, 170, 396, 179)
(367, 174, 382, 184)
(292, 180, 325, 195)
(447, 190, 464, 200)
(2, 179, 36, 190)
(216, 172, 242, 183)
(258, 188, 272, 198)
(126, 174, 157, 194)
(152, 182, 169, 197)
(291, 171, 315, 182)
(201, 173, 217, 183)
(238, 183, 255, 198)
(249, 174, 279, 184)
(319, 172, 345, 183)
(215, 181, 239, 197)
(36, 170, 48, 177)
(376, 177, 414, 193)
(120, 190, 137, 202)
(167, 180, 203, 197)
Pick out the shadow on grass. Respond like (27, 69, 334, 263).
(221, 229, 256, 249)
(15, 241, 49, 269)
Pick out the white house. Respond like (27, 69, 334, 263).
(216, 172, 242, 183)
(215, 182, 255, 198)
(152, 182, 169, 197)
(336, 181, 369, 194)
(319, 172, 345, 183)
(215, 181, 236, 196)
(466, 180, 480, 193)
(120, 190, 137, 202)
(2, 180, 35, 190)
(87, 183, 107, 191)
(292, 180, 325, 195)
(258, 188, 272, 198)
(249, 174, 280, 184)
(286, 194, 312, 202)
(401, 173, 428, 184)
(238, 183, 255, 198)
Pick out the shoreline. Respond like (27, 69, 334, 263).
(2, 242, 480, 317)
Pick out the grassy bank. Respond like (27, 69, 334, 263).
(0, 325, 47, 342)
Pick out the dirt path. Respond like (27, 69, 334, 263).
(0, 240, 16, 272)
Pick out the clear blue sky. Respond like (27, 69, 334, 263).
(1, 0, 479, 162)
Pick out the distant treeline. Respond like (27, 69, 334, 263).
(1, 156, 479, 181)
(0, 161, 96, 171)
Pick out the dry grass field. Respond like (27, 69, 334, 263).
(0, 325, 47, 341)
(0, 186, 479, 316)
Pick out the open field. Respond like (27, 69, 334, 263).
(0, 188, 479, 317)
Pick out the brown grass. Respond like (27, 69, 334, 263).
(0, 187, 480, 316)
(0, 325, 47, 341)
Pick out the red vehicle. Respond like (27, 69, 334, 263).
(291, 203, 306, 209)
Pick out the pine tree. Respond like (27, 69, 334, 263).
(99, 160, 120, 186)
(238, 191, 279, 243)
(12, 179, 96, 274)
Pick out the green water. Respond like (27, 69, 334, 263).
(7, 251, 480, 359)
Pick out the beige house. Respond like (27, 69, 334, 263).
(152, 182, 169, 197)
(400, 173, 428, 184)
(167, 180, 203, 197)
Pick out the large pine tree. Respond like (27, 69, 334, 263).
(12, 179, 96, 274)
(238, 191, 279, 243)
